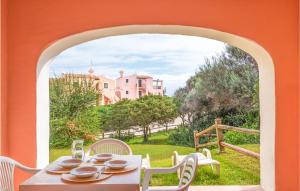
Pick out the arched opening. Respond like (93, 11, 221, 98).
(36, 25, 275, 190)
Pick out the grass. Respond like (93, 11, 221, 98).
(50, 131, 260, 186)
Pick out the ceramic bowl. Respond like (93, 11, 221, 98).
(57, 159, 82, 169)
(93, 153, 113, 162)
(70, 166, 101, 178)
(104, 159, 128, 170)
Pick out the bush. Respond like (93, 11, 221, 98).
(49, 118, 84, 148)
(168, 126, 195, 147)
(50, 107, 100, 148)
(224, 131, 260, 145)
(49, 75, 100, 148)
(109, 131, 135, 142)
(168, 111, 260, 147)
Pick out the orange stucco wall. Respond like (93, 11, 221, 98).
(0, 0, 299, 190)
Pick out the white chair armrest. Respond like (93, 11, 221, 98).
(15, 161, 40, 174)
(202, 148, 212, 159)
(142, 161, 184, 191)
(145, 166, 179, 174)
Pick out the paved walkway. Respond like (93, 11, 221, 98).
(100, 117, 183, 138)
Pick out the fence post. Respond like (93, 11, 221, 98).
(194, 130, 199, 151)
(215, 118, 225, 153)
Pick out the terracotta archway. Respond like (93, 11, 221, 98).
(1, 1, 299, 191)
(37, 25, 275, 190)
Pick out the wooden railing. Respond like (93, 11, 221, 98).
(194, 118, 260, 159)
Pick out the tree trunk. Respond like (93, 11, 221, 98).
(180, 115, 185, 126)
(118, 130, 121, 139)
(143, 126, 148, 142)
(187, 113, 193, 125)
(148, 126, 151, 137)
(165, 124, 168, 132)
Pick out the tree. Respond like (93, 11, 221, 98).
(171, 45, 260, 147)
(99, 95, 177, 142)
(129, 95, 177, 142)
(176, 45, 259, 119)
(100, 99, 133, 138)
(157, 96, 178, 132)
(174, 87, 190, 125)
(50, 74, 100, 119)
(49, 74, 100, 148)
(130, 96, 156, 142)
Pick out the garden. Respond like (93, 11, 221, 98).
(49, 45, 260, 185)
(50, 131, 260, 185)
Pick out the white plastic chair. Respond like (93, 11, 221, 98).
(0, 156, 40, 191)
(142, 153, 198, 191)
(142, 154, 151, 169)
(173, 148, 220, 178)
(86, 138, 132, 156)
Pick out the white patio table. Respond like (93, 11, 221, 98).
(20, 155, 142, 191)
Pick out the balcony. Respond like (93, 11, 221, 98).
(137, 83, 146, 90)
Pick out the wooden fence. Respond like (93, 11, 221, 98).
(194, 118, 260, 159)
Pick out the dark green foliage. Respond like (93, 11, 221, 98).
(131, 95, 177, 142)
(224, 131, 260, 145)
(100, 95, 177, 142)
(49, 75, 100, 148)
(168, 127, 195, 147)
(50, 75, 99, 119)
(100, 99, 134, 139)
(171, 45, 260, 147)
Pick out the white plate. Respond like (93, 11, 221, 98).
(104, 159, 128, 170)
(57, 159, 82, 169)
(70, 166, 103, 178)
(93, 153, 113, 162)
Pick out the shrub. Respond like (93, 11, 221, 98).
(168, 111, 260, 147)
(224, 131, 260, 145)
(168, 126, 195, 147)
(109, 132, 135, 142)
(50, 107, 100, 148)
(49, 75, 100, 148)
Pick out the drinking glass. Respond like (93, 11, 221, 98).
(71, 140, 85, 160)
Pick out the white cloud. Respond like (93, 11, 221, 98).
(50, 34, 225, 95)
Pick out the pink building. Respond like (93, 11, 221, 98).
(60, 69, 118, 105)
(88, 69, 118, 105)
(115, 70, 164, 100)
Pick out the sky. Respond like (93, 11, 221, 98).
(50, 34, 225, 96)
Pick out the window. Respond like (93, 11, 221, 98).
(126, 91, 129, 94)
(139, 91, 142, 97)
(138, 79, 142, 87)
(104, 83, 108, 88)
(126, 79, 129, 83)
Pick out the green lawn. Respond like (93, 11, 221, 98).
(50, 131, 260, 186)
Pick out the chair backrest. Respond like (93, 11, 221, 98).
(0, 156, 15, 191)
(0, 156, 40, 191)
(86, 138, 132, 156)
(178, 154, 198, 190)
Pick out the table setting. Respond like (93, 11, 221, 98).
(19, 140, 142, 191)
(46, 153, 139, 183)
